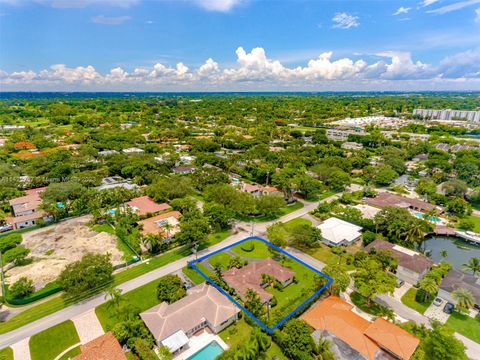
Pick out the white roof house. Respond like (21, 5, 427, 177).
(317, 217, 363, 246)
(122, 147, 144, 154)
(352, 204, 381, 220)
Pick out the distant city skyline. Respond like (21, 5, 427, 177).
(1, 0, 480, 91)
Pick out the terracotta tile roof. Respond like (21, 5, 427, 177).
(365, 317, 420, 360)
(365, 192, 438, 212)
(302, 296, 419, 360)
(137, 211, 181, 237)
(365, 239, 433, 274)
(9, 187, 46, 206)
(140, 283, 239, 342)
(222, 259, 294, 303)
(302, 296, 379, 360)
(7, 210, 47, 224)
(73, 332, 126, 360)
(127, 196, 171, 216)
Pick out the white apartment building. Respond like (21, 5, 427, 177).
(413, 109, 480, 123)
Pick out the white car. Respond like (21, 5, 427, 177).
(433, 297, 443, 307)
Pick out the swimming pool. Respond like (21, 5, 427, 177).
(187, 341, 223, 360)
(415, 212, 441, 223)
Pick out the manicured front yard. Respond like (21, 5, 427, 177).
(96, 278, 161, 331)
(401, 288, 432, 314)
(231, 239, 274, 259)
(208, 252, 233, 269)
(182, 266, 206, 285)
(268, 257, 318, 311)
(0, 347, 13, 360)
(350, 291, 390, 316)
(237, 201, 304, 222)
(29, 320, 80, 360)
(299, 244, 355, 271)
(446, 311, 480, 344)
(58, 346, 80, 360)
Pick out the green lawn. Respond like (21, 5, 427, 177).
(299, 244, 355, 271)
(58, 346, 80, 360)
(29, 320, 80, 360)
(350, 291, 390, 316)
(0, 229, 230, 334)
(266, 257, 318, 323)
(446, 311, 480, 344)
(219, 318, 287, 360)
(401, 288, 432, 314)
(96, 278, 161, 331)
(0, 347, 13, 360)
(283, 217, 312, 231)
(464, 215, 480, 232)
(231, 239, 273, 259)
(182, 266, 206, 285)
(208, 252, 233, 269)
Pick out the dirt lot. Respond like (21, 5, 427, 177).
(5, 215, 123, 289)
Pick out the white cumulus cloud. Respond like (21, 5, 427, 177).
(393, 6, 411, 15)
(2, 46, 480, 90)
(192, 0, 244, 12)
(332, 12, 359, 29)
(475, 7, 480, 23)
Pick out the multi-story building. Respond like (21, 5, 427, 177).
(413, 109, 480, 123)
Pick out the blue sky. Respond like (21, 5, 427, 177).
(1, 0, 480, 91)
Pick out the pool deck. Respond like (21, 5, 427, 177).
(171, 332, 228, 360)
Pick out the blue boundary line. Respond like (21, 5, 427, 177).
(188, 236, 333, 333)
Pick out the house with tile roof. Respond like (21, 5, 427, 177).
(222, 258, 294, 303)
(302, 296, 419, 360)
(137, 210, 181, 239)
(126, 196, 171, 216)
(140, 283, 239, 354)
(7, 187, 52, 229)
(73, 332, 126, 360)
(365, 239, 433, 284)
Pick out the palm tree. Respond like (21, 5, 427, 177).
(252, 330, 271, 353)
(440, 249, 448, 260)
(312, 335, 334, 360)
(452, 288, 475, 311)
(404, 222, 426, 249)
(163, 222, 174, 239)
(418, 277, 438, 301)
(104, 286, 123, 310)
(462, 257, 480, 276)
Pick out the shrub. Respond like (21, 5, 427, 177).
(157, 274, 186, 303)
(9, 277, 34, 299)
(240, 241, 255, 252)
(3, 246, 30, 264)
(0, 233, 22, 253)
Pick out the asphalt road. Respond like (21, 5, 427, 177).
(0, 196, 337, 349)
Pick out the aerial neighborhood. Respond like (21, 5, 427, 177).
(0, 94, 479, 360)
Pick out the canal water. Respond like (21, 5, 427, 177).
(424, 236, 480, 270)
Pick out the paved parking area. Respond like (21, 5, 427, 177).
(424, 298, 450, 324)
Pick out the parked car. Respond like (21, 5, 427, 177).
(443, 302, 455, 314)
(0, 224, 13, 233)
(396, 279, 405, 288)
(433, 297, 443, 307)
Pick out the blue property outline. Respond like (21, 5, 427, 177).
(188, 236, 333, 333)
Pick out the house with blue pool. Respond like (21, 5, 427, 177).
(140, 283, 239, 358)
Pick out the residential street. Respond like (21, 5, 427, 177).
(0, 196, 337, 349)
(1, 192, 479, 360)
